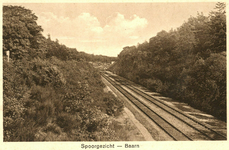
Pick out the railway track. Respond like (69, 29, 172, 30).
(101, 72, 227, 141)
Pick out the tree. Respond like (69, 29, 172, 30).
(3, 6, 44, 60)
(207, 2, 226, 53)
(109, 2, 226, 121)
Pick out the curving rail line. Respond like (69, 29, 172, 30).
(102, 73, 191, 141)
(102, 71, 227, 141)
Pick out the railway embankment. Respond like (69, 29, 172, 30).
(102, 71, 226, 141)
(102, 76, 155, 141)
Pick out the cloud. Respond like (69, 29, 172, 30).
(38, 12, 103, 37)
(77, 13, 103, 34)
(104, 13, 148, 35)
(37, 12, 148, 56)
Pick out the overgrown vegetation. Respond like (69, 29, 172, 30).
(3, 5, 123, 141)
(109, 2, 226, 121)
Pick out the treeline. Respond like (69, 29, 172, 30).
(78, 51, 117, 63)
(109, 3, 226, 121)
(45, 36, 117, 62)
(3, 5, 115, 63)
(3, 5, 123, 141)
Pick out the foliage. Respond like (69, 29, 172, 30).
(3, 5, 45, 60)
(3, 5, 123, 141)
(77, 51, 117, 63)
(109, 2, 226, 121)
(46, 35, 117, 62)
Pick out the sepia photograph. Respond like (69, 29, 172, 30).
(2, 1, 227, 149)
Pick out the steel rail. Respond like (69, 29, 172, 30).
(102, 73, 192, 141)
(105, 71, 226, 140)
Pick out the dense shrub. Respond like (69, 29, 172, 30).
(179, 53, 226, 120)
(109, 3, 226, 121)
(103, 92, 124, 116)
(3, 5, 123, 141)
(4, 54, 123, 141)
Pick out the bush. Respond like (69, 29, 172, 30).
(3, 5, 124, 141)
(182, 53, 226, 120)
(109, 3, 226, 121)
(103, 92, 124, 116)
(56, 113, 81, 132)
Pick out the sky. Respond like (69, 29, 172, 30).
(4, 2, 217, 56)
